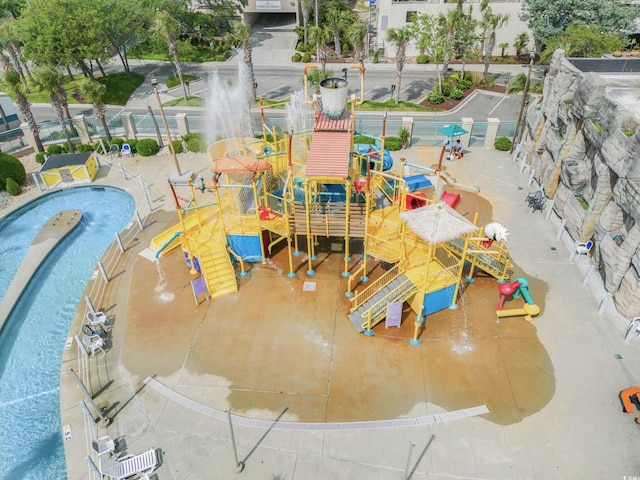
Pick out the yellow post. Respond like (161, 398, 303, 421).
(343, 178, 351, 277)
(451, 212, 478, 308)
(304, 178, 314, 275)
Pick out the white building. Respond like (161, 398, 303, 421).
(374, 0, 529, 57)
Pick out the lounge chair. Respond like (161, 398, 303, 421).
(79, 329, 106, 356)
(86, 310, 108, 329)
(91, 436, 116, 457)
(99, 448, 158, 479)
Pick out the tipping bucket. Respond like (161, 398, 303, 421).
(319, 77, 348, 117)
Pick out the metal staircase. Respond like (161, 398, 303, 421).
(447, 237, 512, 281)
(348, 272, 418, 332)
(192, 234, 238, 300)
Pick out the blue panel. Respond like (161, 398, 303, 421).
(423, 284, 456, 315)
(405, 174, 433, 192)
(227, 234, 263, 262)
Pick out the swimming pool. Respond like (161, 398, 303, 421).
(0, 186, 135, 479)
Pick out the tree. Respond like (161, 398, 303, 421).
(539, 24, 626, 63)
(33, 66, 75, 153)
(513, 32, 529, 60)
(0, 19, 30, 92)
(226, 20, 256, 102)
(451, 6, 478, 77)
(480, 0, 509, 78)
(18, 0, 109, 79)
(300, 0, 314, 45)
(325, 8, 352, 56)
(1, 67, 43, 152)
(101, 0, 152, 76)
(414, 14, 448, 91)
(520, 0, 640, 49)
(345, 22, 368, 68)
(79, 79, 112, 143)
(387, 26, 414, 105)
(152, 11, 188, 101)
(309, 25, 331, 71)
(436, 9, 457, 73)
(499, 42, 509, 57)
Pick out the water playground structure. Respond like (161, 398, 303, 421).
(496, 276, 541, 321)
(149, 65, 516, 345)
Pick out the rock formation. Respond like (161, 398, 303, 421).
(518, 50, 640, 318)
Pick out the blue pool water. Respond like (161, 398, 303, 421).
(0, 186, 135, 479)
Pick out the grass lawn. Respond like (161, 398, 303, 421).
(97, 72, 145, 105)
(16, 71, 145, 106)
(163, 96, 204, 107)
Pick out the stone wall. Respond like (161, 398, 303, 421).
(518, 50, 640, 319)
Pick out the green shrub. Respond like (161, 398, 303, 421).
(457, 78, 472, 90)
(398, 127, 410, 148)
(215, 55, 225, 62)
(124, 139, 138, 154)
(416, 54, 431, 64)
(109, 138, 124, 147)
(35, 152, 47, 164)
(6, 176, 21, 195)
(136, 138, 160, 156)
(441, 84, 451, 96)
(302, 52, 312, 63)
(292, 52, 302, 62)
(187, 137, 206, 153)
(449, 88, 464, 100)
(507, 73, 526, 93)
(297, 43, 308, 52)
(76, 144, 95, 153)
(480, 75, 495, 87)
(530, 83, 544, 94)
(171, 139, 184, 154)
(46, 144, 64, 155)
(427, 89, 444, 104)
(183, 133, 204, 143)
(384, 136, 402, 151)
(354, 135, 376, 145)
(0, 153, 26, 190)
(494, 136, 512, 151)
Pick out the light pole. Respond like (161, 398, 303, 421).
(510, 51, 536, 154)
(151, 78, 185, 179)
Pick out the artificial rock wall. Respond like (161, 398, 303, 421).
(519, 50, 640, 319)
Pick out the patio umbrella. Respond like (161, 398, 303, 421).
(400, 202, 478, 245)
(435, 124, 470, 176)
(438, 124, 469, 138)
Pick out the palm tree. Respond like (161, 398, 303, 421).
(481, 0, 509, 78)
(300, 0, 314, 45)
(0, 19, 30, 93)
(438, 9, 458, 74)
(1, 67, 43, 152)
(325, 9, 352, 56)
(153, 11, 188, 101)
(387, 26, 414, 105)
(309, 26, 331, 71)
(33, 66, 75, 153)
(79, 79, 112, 143)
(345, 22, 368, 68)
(513, 32, 529, 60)
(499, 42, 509, 57)
(226, 21, 256, 102)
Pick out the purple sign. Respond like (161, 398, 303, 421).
(385, 301, 403, 328)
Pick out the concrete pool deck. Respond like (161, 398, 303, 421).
(14, 146, 638, 479)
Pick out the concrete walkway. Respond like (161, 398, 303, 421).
(49, 144, 640, 480)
